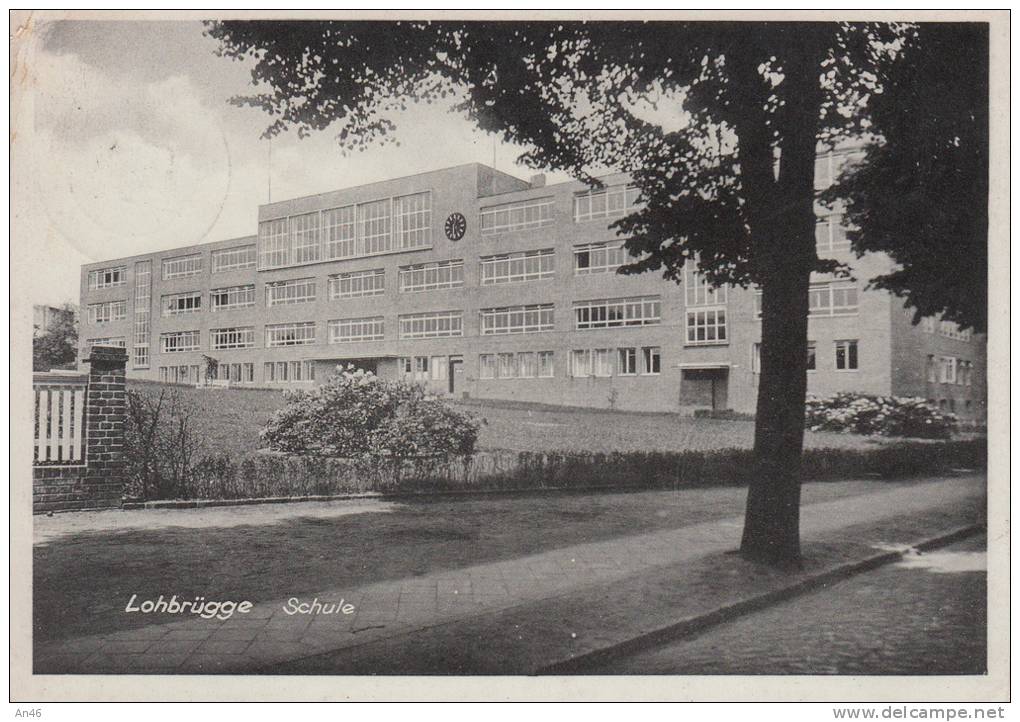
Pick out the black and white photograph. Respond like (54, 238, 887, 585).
(10, 9, 1008, 705)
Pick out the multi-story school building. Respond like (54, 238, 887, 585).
(78, 155, 986, 419)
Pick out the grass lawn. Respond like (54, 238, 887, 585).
(128, 380, 892, 459)
(33, 478, 923, 643)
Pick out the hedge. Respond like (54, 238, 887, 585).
(148, 439, 987, 502)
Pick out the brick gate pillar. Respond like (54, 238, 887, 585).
(83, 346, 128, 508)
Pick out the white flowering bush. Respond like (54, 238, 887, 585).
(805, 392, 956, 439)
(260, 365, 481, 459)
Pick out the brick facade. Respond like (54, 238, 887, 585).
(33, 347, 127, 513)
(78, 161, 987, 420)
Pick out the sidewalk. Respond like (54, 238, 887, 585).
(34, 474, 985, 674)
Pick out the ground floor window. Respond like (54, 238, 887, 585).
(263, 361, 314, 383)
(158, 365, 200, 384)
(618, 348, 638, 376)
(835, 340, 859, 371)
(480, 351, 555, 380)
(642, 347, 661, 375)
(752, 342, 815, 373)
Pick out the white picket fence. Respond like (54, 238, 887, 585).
(33, 374, 88, 466)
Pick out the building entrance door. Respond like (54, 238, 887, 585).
(448, 356, 463, 395)
(680, 368, 729, 413)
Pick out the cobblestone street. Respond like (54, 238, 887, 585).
(597, 534, 987, 675)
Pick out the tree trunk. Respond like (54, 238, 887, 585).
(739, 29, 828, 567)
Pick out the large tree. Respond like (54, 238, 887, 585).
(826, 23, 988, 332)
(207, 20, 903, 566)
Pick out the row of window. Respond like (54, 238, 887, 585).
(157, 361, 315, 385)
(569, 347, 661, 378)
(918, 317, 973, 342)
(751, 340, 860, 372)
(259, 191, 432, 270)
(926, 356, 976, 386)
(754, 282, 860, 317)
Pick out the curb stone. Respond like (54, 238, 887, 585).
(538, 523, 986, 674)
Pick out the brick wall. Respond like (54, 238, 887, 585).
(33, 347, 127, 513)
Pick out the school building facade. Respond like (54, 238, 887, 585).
(78, 156, 987, 420)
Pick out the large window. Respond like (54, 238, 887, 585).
(398, 311, 463, 339)
(815, 216, 851, 253)
(394, 191, 432, 249)
(573, 184, 641, 222)
(266, 278, 316, 306)
(754, 283, 859, 317)
(809, 282, 859, 316)
(329, 269, 385, 299)
(814, 150, 865, 191)
(162, 291, 202, 317)
(290, 212, 321, 264)
(480, 249, 555, 285)
(214, 362, 255, 384)
(480, 304, 555, 335)
(574, 242, 626, 275)
(210, 327, 255, 350)
(642, 347, 661, 375)
(323, 206, 356, 260)
(159, 365, 200, 384)
(85, 337, 126, 350)
(259, 218, 289, 269)
(211, 245, 257, 273)
(480, 351, 554, 380)
(685, 264, 728, 306)
(686, 308, 728, 345)
(480, 197, 555, 235)
(399, 259, 464, 293)
(328, 317, 385, 343)
(210, 284, 255, 311)
(88, 266, 126, 290)
(160, 331, 200, 353)
(574, 296, 661, 330)
(358, 198, 393, 255)
(265, 322, 317, 347)
(162, 254, 203, 280)
(258, 191, 433, 270)
(835, 340, 859, 371)
(264, 360, 316, 383)
(618, 347, 637, 375)
(132, 261, 151, 368)
(87, 300, 126, 324)
(753, 342, 815, 373)
(939, 355, 957, 384)
(571, 349, 592, 377)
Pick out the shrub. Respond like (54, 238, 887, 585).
(260, 365, 481, 461)
(123, 386, 205, 500)
(144, 439, 986, 502)
(804, 392, 957, 439)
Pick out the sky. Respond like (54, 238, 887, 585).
(13, 18, 577, 308)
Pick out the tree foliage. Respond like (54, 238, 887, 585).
(825, 23, 988, 332)
(32, 304, 78, 371)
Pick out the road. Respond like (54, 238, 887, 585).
(597, 534, 987, 675)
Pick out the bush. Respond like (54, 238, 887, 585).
(124, 386, 205, 500)
(260, 365, 481, 460)
(805, 392, 957, 439)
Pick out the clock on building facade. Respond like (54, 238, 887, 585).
(444, 212, 467, 241)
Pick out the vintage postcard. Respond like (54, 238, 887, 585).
(9, 9, 1009, 705)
